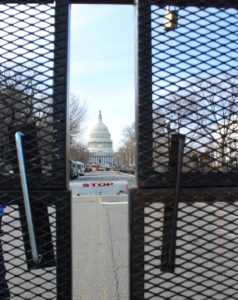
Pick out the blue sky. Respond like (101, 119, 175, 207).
(70, 4, 135, 150)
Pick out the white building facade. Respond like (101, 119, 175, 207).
(87, 111, 114, 168)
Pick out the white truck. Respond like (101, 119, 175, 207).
(77, 162, 85, 176)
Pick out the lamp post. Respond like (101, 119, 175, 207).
(123, 150, 126, 170)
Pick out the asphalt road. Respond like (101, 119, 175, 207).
(70, 170, 136, 190)
(75, 170, 136, 186)
(71, 171, 135, 300)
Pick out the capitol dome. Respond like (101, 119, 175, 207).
(87, 111, 114, 168)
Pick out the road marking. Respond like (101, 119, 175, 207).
(98, 202, 108, 299)
(101, 201, 128, 205)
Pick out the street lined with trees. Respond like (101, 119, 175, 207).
(114, 122, 136, 171)
(69, 93, 89, 164)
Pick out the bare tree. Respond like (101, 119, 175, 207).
(0, 67, 44, 172)
(115, 122, 136, 170)
(123, 122, 136, 169)
(70, 94, 87, 140)
(69, 93, 88, 162)
(0, 67, 39, 126)
(190, 74, 238, 169)
(0, 67, 89, 172)
(157, 74, 238, 171)
(70, 144, 89, 165)
(152, 91, 200, 172)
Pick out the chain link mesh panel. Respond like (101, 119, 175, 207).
(136, 0, 238, 188)
(130, 188, 238, 299)
(0, 0, 68, 190)
(131, 0, 238, 299)
(0, 1, 71, 299)
(0, 190, 71, 299)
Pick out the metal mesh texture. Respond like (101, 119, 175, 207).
(0, 0, 68, 190)
(0, 190, 71, 299)
(136, 0, 238, 188)
(0, 1, 71, 299)
(130, 188, 238, 299)
(131, 0, 238, 299)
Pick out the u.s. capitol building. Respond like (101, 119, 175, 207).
(87, 111, 114, 168)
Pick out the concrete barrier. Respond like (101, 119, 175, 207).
(71, 180, 128, 196)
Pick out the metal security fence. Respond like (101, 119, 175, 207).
(0, 1, 71, 299)
(0, 0, 69, 190)
(136, 0, 238, 188)
(130, 0, 238, 299)
(1, 191, 71, 299)
(130, 188, 238, 299)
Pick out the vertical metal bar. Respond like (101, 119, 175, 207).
(54, 1, 72, 299)
(129, 190, 145, 300)
(53, 0, 70, 190)
(135, 0, 153, 186)
(168, 135, 185, 268)
(15, 131, 42, 265)
(131, 0, 152, 297)
(56, 195, 71, 300)
(161, 134, 185, 272)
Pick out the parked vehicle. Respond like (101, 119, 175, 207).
(70, 160, 78, 179)
(77, 162, 85, 176)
